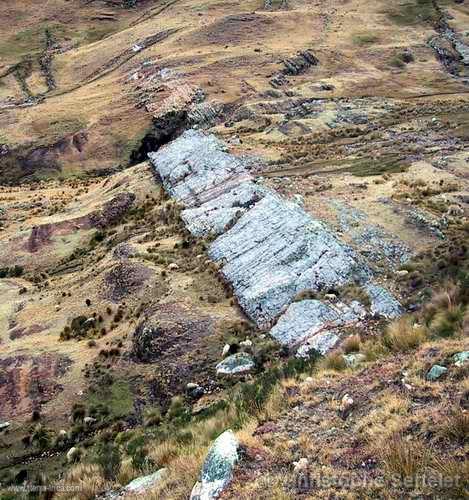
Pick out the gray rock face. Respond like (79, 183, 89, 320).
(209, 194, 370, 327)
(148, 130, 251, 208)
(365, 283, 403, 319)
(181, 182, 267, 237)
(296, 330, 340, 358)
(426, 365, 448, 381)
(190, 430, 239, 500)
(216, 352, 254, 375)
(149, 130, 402, 351)
(125, 469, 167, 493)
(269, 299, 365, 347)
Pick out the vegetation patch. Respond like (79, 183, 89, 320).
(386, 0, 438, 26)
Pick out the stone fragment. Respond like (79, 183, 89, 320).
(190, 430, 239, 499)
(216, 353, 254, 375)
(426, 365, 448, 381)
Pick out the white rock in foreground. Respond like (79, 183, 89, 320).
(190, 430, 239, 500)
(216, 352, 254, 375)
(124, 468, 167, 493)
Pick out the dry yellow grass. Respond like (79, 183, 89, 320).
(358, 391, 410, 440)
(383, 317, 428, 352)
(55, 464, 106, 500)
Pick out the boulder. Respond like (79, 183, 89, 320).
(66, 447, 80, 463)
(0, 422, 10, 431)
(343, 353, 366, 368)
(216, 353, 254, 375)
(190, 430, 239, 499)
(426, 365, 448, 381)
(124, 469, 167, 494)
(453, 351, 469, 367)
(365, 283, 403, 319)
(269, 299, 365, 347)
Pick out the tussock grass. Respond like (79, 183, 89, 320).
(378, 434, 431, 478)
(320, 351, 347, 371)
(55, 464, 106, 500)
(342, 334, 361, 354)
(439, 410, 469, 443)
(383, 317, 428, 352)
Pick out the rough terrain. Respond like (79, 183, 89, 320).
(0, 0, 468, 498)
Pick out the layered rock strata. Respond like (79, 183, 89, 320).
(149, 130, 402, 353)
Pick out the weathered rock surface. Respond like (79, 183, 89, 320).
(148, 130, 251, 208)
(149, 130, 402, 351)
(209, 194, 371, 327)
(216, 352, 254, 375)
(296, 330, 341, 358)
(365, 283, 403, 319)
(269, 299, 365, 347)
(453, 351, 469, 367)
(426, 365, 448, 381)
(190, 430, 239, 500)
(124, 469, 167, 493)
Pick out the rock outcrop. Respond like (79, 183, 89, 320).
(149, 130, 402, 354)
(216, 352, 254, 375)
(190, 430, 239, 500)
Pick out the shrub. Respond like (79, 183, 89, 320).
(342, 335, 361, 354)
(321, 352, 347, 371)
(383, 317, 427, 352)
(143, 407, 162, 427)
(92, 438, 121, 480)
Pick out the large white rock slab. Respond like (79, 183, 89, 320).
(270, 299, 366, 347)
(190, 430, 239, 500)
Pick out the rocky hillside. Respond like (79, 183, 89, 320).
(0, 0, 468, 498)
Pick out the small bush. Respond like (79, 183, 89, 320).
(143, 407, 162, 427)
(342, 335, 361, 354)
(383, 317, 427, 352)
(321, 352, 347, 371)
(92, 438, 121, 480)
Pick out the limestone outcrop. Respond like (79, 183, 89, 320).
(149, 130, 402, 354)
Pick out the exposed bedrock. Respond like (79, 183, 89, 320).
(148, 130, 402, 352)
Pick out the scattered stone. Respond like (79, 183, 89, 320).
(125, 469, 167, 494)
(343, 353, 366, 368)
(239, 339, 252, 348)
(222, 344, 231, 357)
(453, 351, 469, 367)
(339, 393, 354, 419)
(395, 270, 409, 277)
(293, 457, 309, 473)
(168, 263, 179, 271)
(190, 430, 239, 500)
(216, 352, 254, 375)
(426, 365, 448, 381)
(0, 422, 10, 431)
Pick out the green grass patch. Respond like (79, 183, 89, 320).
(87, 379, 134, 419)
(386, 0, 438, 26)
(353, 33, 380, 46)
(346, 156, 410, 177)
